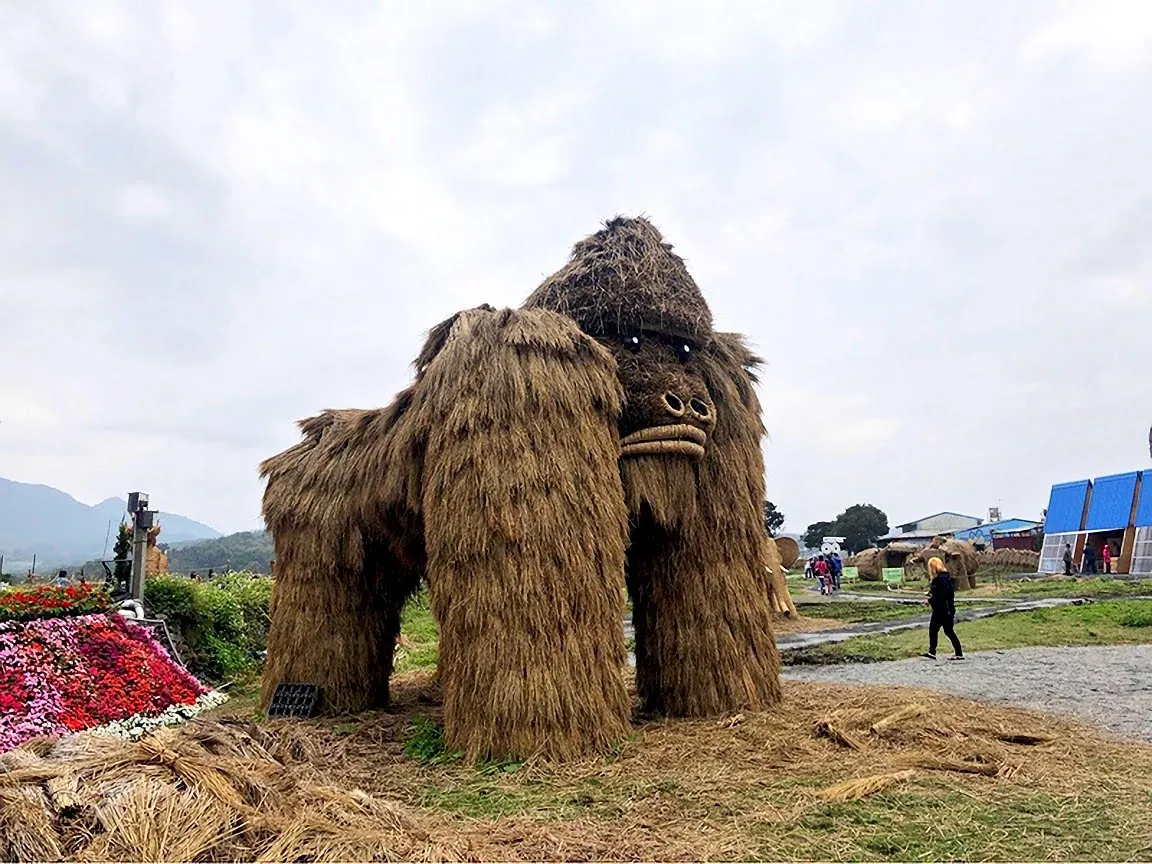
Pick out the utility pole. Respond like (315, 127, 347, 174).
(127, 492, 156, 608)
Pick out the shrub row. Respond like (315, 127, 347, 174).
(144, 571, 272, 682)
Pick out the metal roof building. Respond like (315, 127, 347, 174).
(953, 518, 1042, 548)
(877, 511, 983, 547)
(1038, 471, 1151, 575)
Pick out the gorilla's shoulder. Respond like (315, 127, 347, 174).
(416, 305, 614, 376)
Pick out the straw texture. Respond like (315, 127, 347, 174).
(258, 215, 784, 758)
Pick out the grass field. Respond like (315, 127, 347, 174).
(785, 599, 1152, 665)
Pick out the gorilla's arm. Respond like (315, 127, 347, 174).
(411, 306, 632, 760)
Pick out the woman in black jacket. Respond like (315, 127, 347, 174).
(924, 557, 964, 660)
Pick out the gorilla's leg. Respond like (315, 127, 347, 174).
(260, 526, 421, 714)
(628, 517, 782, 717)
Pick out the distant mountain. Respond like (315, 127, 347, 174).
(0, 478, 221, 569)
(166, 530, 274, 575)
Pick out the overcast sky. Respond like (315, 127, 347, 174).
(2, 0, 1150, 537)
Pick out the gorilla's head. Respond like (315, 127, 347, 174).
(524, 217, 734, 527)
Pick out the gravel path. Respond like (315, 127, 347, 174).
(784, 645, 1152, 742)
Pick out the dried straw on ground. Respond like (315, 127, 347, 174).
(260, 216, 783, 759)
(0, 721, 429, 863)
(5, 675, 1151, 862)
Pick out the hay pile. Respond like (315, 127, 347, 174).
(0, 721, 437, 863)
(908, 538, 981, 589)
(850, 548, 882, 580)
(977, 548, 1041, 570)
(851, 544, 919, 581)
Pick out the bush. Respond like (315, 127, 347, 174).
(144, 571, 272, 682)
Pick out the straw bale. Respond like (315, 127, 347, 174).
(0, 720, 432, 864)
(814, 718, 863, 751)
(853, 548, 883, 581)
(910, 755, 1003, 777)
(818, 769, 917, 802)
(144, 524, 168, 577)
(775, 536, 800, 568)
(869, 704, 927, 735)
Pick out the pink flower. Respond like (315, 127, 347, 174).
(0, 614, 208, 752)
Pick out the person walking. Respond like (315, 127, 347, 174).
(1102, 542, 1113, 575)
(1082, 542, 1098, 575)
(814, 555, 830, 595)
(923, 557, 963, 660)
(1062, 543, 1074, 576)
(830, 552, 843, 591)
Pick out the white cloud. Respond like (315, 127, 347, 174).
(1022, 0, 1152, 71)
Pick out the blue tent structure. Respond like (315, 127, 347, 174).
(1040, 471, 1148, 574)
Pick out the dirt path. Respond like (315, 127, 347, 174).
(783, 644, 1152, 742)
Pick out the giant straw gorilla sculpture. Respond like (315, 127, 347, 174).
(260, 216, 782, 759)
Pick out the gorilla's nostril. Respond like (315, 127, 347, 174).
(663, 392, 685, 415)
(689, 397, 710, 418)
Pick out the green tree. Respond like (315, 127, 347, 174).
(832, 504, 889, 554)
(113, 521, 132, 583)
(763, 501, 785, 537)
(803, 521, 835, 550)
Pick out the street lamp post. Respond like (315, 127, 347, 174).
(127, 492, 156, 607)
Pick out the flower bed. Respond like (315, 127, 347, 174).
(0, 582, 112, 623)
(0, 613, 222, 753)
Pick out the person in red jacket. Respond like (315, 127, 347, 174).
(814, 556, 831, 595)
(1102, 542, 1113, 575)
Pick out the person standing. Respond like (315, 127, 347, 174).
(1082, 542, 1098, 575)
(923, 557, 963, 660)
(1063, 543, 1074, 576)
(1101, 542, 1113, 575)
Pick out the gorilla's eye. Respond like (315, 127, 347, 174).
(626, 335, 641, 352)
(677, 343, 692, 363)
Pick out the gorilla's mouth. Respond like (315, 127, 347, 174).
(619, 424, 707, 460)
